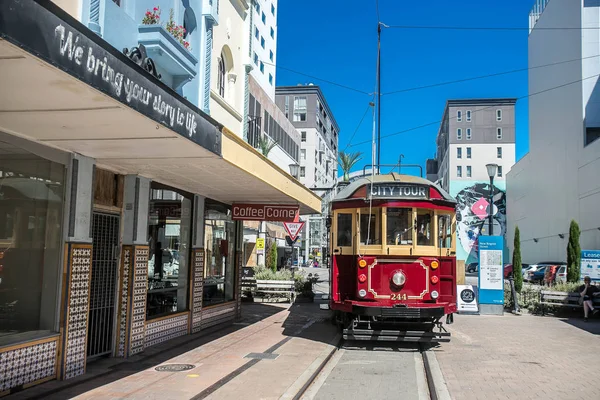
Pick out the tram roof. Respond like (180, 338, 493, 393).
(333, 173, 455, 203)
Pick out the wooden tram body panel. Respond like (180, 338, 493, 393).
(328, 174, 458, 341)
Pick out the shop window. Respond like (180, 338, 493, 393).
(336, 213, 352, 247)
(438, 214, 452, 248)
(416, 210, 434, 246)
(203, 201, 236, 306)
(147, 184, 192, 320)
(386, 208, 413, 245)
(360, 209, 381, 245)
(0, 152, 65, 346)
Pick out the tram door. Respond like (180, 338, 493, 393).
(87, 212, 120, 360)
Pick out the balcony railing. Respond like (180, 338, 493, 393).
(529, 0, 550, 33)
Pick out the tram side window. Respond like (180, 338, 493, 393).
(416, 210, 434, 246)
(386, 208, 413, 245)
(438, 214, 452, 248)
(360, 210, 381, 245)
(337, 213, 352, 247)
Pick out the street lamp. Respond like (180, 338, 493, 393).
(486, 163, 499, 236)
(289, 163, 299, 179)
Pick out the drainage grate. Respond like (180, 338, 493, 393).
(244, 353, 280, 360)
(155, 364, 196, 372)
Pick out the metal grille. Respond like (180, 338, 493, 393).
(87, 212, 120, 360)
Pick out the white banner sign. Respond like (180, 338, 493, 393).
(457, 285, 479, 313)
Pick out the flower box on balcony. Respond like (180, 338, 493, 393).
(137, 24, 198, 87)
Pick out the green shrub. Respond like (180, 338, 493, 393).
(550, 282, 580, 293)
(513, 226, 523, 293)
(567, 220, 581, 283)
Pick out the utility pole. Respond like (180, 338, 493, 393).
(376, 22, 382, 173)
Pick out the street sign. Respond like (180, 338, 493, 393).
(478, 236, 504, 306)
(457, 285, 479, 314)
(283, 221, 305, 241)
(256, 238, 265, 255)
(285, 235, 299, 246)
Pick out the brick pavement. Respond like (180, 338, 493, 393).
(434, 313, 600, 400)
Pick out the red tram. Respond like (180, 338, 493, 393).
(328, 173, 457, 342)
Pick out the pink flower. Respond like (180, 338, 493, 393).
(154, 7, 158, 11)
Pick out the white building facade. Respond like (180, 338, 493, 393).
(507, 0, 600, 264)
(250, 0, 277, 100)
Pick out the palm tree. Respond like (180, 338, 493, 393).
(338, 151, 362, 181)
(257, 136, 278, 157)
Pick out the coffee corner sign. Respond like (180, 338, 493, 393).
(232, 203, 299, 222)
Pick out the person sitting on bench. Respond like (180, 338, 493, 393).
(579, 276, 599, 322)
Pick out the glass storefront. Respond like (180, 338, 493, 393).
(203, 200, 236, 306)
(146, 184, 192, 319)
(0, 146, 65, 346)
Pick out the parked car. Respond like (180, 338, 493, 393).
(555, 265, 567, 283)
(466, 262, 478, 273)
(528, 266, 547, 284)
(504, 264, 513, 278)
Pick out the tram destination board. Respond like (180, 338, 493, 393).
(368, 183, 429, 199)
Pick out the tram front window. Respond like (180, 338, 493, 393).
(387, 208, 412, 245)
(438, 214, 452, 248)
(416, 210, 434, 246)
(337, 213, 352, 247)
(360, 209, 381, 245)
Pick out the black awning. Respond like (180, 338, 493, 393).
(0, 0, 222, 156)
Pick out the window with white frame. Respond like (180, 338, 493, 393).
(254, 26, 259, 39)
(497, 147, 502, 158)
(262, 12, 266, 23)
(270, 27, 274, 38)
(301, 131, 306, 141)
(259, 61, 264, 73)
(255, 3, 260, 13)
(497, 166, 503, 177)
(269, 50, 273, 61)
(260, 36, 265, 48)
(466, 166, 472, 177)
(466, 147, 471, 158)
(300, 167, 305, 177)
(301, 149, 306, 160)
(271, 3, 275, 15)
(457, 166, 462, 177)
(497, 127, 503, 139)
(466, 128, 472, 140)
(457, 128, 462, 140)
(457, 147, 462, 158)
(497, 109, 502, 121)
(466, 110, 471, 122)
(253, 52, 258, 65)
(457, 110, 462, 122)
(294, 97, 307, 122)
(268, 74, 273, 85)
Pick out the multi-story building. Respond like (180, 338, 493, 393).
(507, 0, 600, 264)
(427, 99, 516, 265)
(250, 0, 277, 100)
(0, 0, 320, 395)
(276, 85, 340, 263)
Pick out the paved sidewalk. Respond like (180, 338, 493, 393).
(434, 313, 600, 400)
(7, 302, 337, 400)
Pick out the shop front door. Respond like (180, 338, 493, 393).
(87, 211, 120, 360)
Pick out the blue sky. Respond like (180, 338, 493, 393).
(276, 0, 535, 175)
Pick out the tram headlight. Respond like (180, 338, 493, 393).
(358, 289, 367, 298)
(392, 271, 406, 286)
(431, 290, 439, 299)
(431, 261, 439, 269)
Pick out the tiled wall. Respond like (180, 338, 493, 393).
(200, 303, 237, 330)
(61, 243, 93, 379)
(144, 313, 189, 348)
(115, 247, 131, 357)
(129, 246, 149, 356)
(0, 337, 58, 395)
(191, 249, 205, 333)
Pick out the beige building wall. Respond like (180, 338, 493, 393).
(51, 0, 81, 19)
(210, 0, 250, 137)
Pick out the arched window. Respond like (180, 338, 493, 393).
(217, 54, 225, 97)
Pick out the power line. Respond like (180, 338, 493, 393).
(383, 54, 600, 96)
(387, 24, 600, 31)
(262, 61, 371, 95)
(341, 102, 373, 153)
(348, 73, 600, 147)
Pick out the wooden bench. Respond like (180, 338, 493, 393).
(255, 280, 295, 303)
(540, 291, 600, 316)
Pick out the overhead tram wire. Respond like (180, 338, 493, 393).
(261, 61, 371, 95)
(341, 101, 374, 153)
(383, 54, 600, 96)
(348, 72, 600, 148)
(387, 24, 600, 31)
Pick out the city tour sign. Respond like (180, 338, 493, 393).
(231, 203, 299, 222)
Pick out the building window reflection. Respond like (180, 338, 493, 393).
(0, 153, 65, 346)
(146, 184, 192, 320)
(203, 201, 235, 306)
